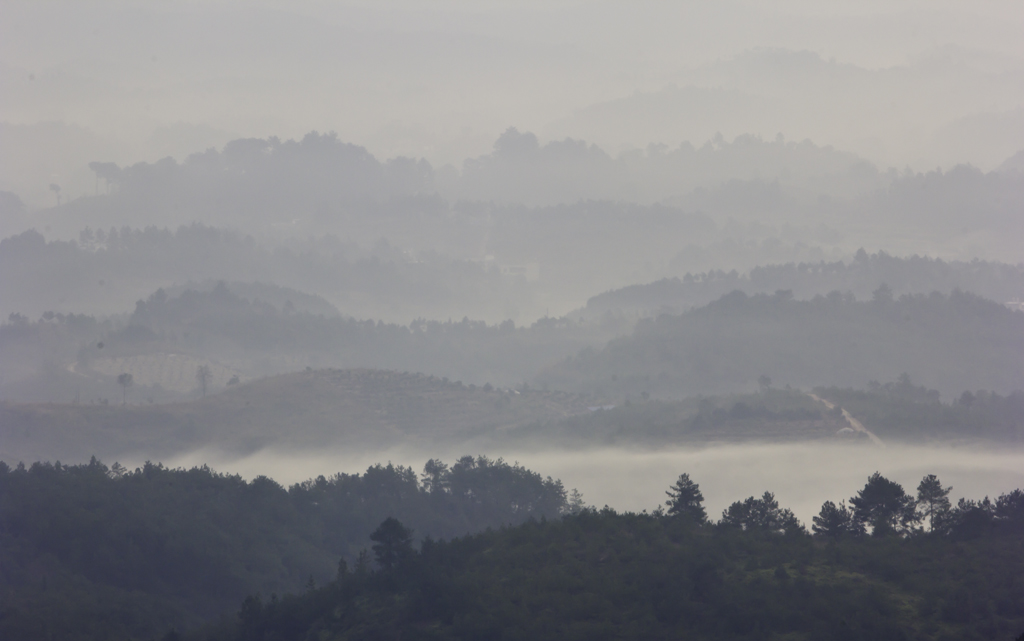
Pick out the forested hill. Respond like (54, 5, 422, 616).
(7, 458, 1023, 640)
(540, 288, 1024, 400)
(203, 475, 1024, 641)
(0, 282, 614, 404)
(578, 250, 1024, 320)
(505, 383, 1024, 447)
(0, 225, 529, 323)
(0, 456, 573, 640)
(45, 130, 882, 225)
(0, 369, 591, 463)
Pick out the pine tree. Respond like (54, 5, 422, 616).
(665, 473, 707, 523)
(916, 474, 952, 531)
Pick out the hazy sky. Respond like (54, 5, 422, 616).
(3, 0, 1024, 204)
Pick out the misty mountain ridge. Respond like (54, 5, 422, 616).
(4, 128, 1023, 333)
(512, 379, 1024, 450)
(0, 368, 593, 465)
(997, 147, 1024, 174)
(4, 287, 1022, 464)
(455, 126, 887, 205)
(0, 279, 612, 404)
(4, 250, 1022, 406)
(0, 224, 538, 323)
(8, 127, 1020, 269)
(554, 47, 1024, 170)
(155, 280, 340, 318)
(4, 364, 1021, 474)
(577, 250, 1024, 320)
(6, 6, 1024, 640)
(6, 43, 1024, 209)
(15, 127, 889, 225)
(541, 288, 1024, 400)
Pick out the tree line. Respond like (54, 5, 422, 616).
(0, 456, 573, 640)
(199, 471, 1024, 641)
(4, 456, 1023, 640)
(581, 249, 1024, 320)
(542, 287, 1024, 401)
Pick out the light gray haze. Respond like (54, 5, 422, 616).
(4, 1, 1024, 206)
(1, 0, 1023, 519)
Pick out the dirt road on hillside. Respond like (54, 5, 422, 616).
(807, 393, 886, 447)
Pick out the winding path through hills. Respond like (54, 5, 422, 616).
(807, 393, 886, 447)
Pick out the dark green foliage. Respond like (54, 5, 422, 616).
(208, 496, 1024, 641)
(812, 500, 864, 539)
(370, 518, 414, 571)
(997, 490, 1024, 531)
(6, 458, 1024, 640)
(917, 474, 953, 531)
(850, 472, 920, 536)
(0, 456, 569, 640)
(664, 472, 706, 522)
(720, 491, 806, 535)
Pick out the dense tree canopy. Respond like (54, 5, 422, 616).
(542, 288, 1024, 400)
(204, 475, 1024, 641)
(0, 456, 571, 640)
(5, 457, 1024, 640)
(664, 472, 707, 522)
(850, 472, 920, 536)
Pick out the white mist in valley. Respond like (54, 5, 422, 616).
(162, 442, 1024, 527)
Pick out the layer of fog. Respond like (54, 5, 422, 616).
(4, 1, 1024, 206)
(158, 442, 1024, 529)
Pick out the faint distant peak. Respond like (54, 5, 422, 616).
(996, 149, 1024, 174)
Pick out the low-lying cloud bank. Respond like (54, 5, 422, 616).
(159, 441, 1024, 527)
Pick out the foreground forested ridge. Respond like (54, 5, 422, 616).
(199, 472, 1024, 641)
(0, 456, 574, 640)
(4, 456, 1022, 640)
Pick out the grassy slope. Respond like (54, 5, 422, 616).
(0, 368, 591, 464)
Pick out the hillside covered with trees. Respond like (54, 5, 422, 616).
(541, 288, 1024, 400)
(0, 369, 592, 464)
(579, 250, 1024, 320)
(0, 225, 533, 323)
(505, 381, 1024, 448)
(21, 249, 1013, 412)
(0, 281, 620, 404)
(6, 6, 1024, 641)
(0, 456, 575, 640)
(6, 455, 1023, 641)
(167, 473, 1024, 640)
